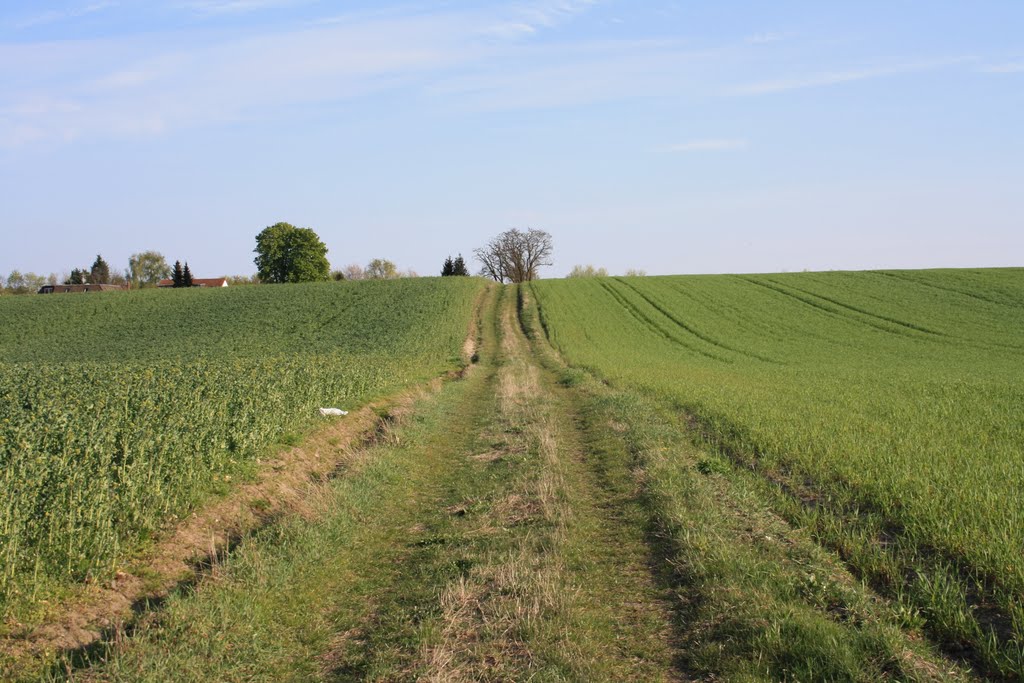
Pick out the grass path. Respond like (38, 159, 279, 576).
(47, 285, 685, 682)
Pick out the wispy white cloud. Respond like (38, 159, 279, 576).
(0, 3, 612, 146)
(665, 139, 747, 153)
(176, 0, 311, 16)
(425, 40, 711, 112)
(980, 62, 1024, 74)
(729, 56, 976, 95)
(13, 1, 117, 30)
(480, 21, 537, 40)
(516, 0, 600, 30)
(0, 0, 1000, 150)
(477, 0, 600, 41)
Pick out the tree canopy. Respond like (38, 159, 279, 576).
(475, 228, 553, 283)
(341, 263, 366, 281)
(253, 222, 330, 284)
(5, 271, 47, 294)
(365, 258, 399, 280)
(128, 251, 171, 288)
(567, 264, 609, 278)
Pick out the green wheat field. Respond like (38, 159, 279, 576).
(2, 269, 1023, 680)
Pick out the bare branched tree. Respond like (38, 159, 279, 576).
(474, 228, 553, 283)
(341, 263, 366, 281)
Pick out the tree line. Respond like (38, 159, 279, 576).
(1, 252, 192, 295)
(2, 222, 646, 295)
(252, 223, 479, 284)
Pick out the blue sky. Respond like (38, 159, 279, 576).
(1, 1, 1021, 279)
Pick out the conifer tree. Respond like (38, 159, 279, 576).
(452, 254, 469, 276)
(441, 255, 454, 277)
(89, 255, 111, 284)
(183, 262, 194, 287)
(172, 261, 184, 288)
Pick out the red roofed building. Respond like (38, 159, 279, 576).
(157, 277, 229, 288)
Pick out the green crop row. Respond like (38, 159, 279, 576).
(530, 268, 1024, 676)
(0, 278, 485, 615)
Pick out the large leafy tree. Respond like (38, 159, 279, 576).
(365, 258, 399, 280)
(253, 222, 330, 283)
(128, 251, 172, 288)
(5, 270, 47, 294)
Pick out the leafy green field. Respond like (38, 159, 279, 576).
(530, 269, 1024, 676)
(0, 278, 484, 615)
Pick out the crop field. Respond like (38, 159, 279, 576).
(0, 278, 484, 615)
(5, 269, 1024, 680)
(530, 269, 1024, 676)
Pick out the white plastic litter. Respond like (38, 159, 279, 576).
(319, 408, 349, 417)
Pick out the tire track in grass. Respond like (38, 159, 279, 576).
(739, 276, 942, 342)
(334, 286, 686, 682)
(614, 278, 780, 363)
(510, 287, 689, 682)
(873, 271, 1017, 309)
(869, 271, 1024, 355)
(760, 276, 946, 337)
(595, 280, 730, 363)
